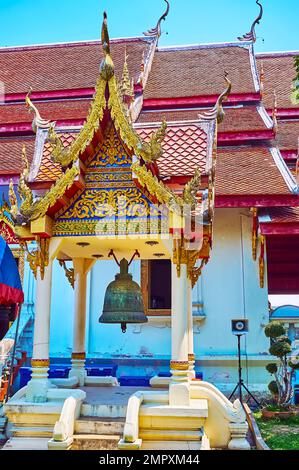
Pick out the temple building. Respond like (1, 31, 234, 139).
(0, 0, 298, 451)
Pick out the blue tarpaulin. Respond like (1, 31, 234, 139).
(0, 236, 24, 305)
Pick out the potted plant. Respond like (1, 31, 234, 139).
(262, 321, 299, 419)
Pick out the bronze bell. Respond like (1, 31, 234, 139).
(99, 258, 148, 333)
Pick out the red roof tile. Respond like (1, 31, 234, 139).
(136, 124, 207, 177)
(0, 137, 35, 174)
(216, 147, 290, 195)
(0, 99, 91, 124)
(276, 121, 299, 150)
(261, 207, 299, 224)
(0, 38, 152, 94)
(144, 45, 257, 100)
(257, 53, 299, 109)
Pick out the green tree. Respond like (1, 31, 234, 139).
(265, 321, 299, 406)
(293, 56, 299, 103)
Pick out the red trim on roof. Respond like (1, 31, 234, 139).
(4, 83, 142, 104)
(281, 150, 298, 160)
(215, 195, 299, 208)
(0, 119, 85, 137)
(142, 93, 261, 111)
(266, 108, 299, 119)
(4, 88, 95, 103)
(218, 129, 274, 144)
(260, 222, 299, 235)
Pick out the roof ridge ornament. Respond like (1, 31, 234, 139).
(25, 87, 52, 133)
(198, 72, 232, 124)
(143, 0, 170, 38)
(100, 11, 115, 80)
(237, 0, 263, 43)
(272, 90, 278, 134)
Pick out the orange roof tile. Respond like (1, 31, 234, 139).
(34, 133, 76, 183)
(144, 45, 257, 100)
(257, 53, 299, 109)
(136, 124, 208, 177)
(0, 38, 152, 94)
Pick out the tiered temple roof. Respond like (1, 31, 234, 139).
(0, 3, 298, 291)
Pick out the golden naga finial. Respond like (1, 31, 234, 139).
(121, 48, 134, 104)
(25, 87, 52, 133)
(100, 11, 115, 80)
(141, 120, 167, 162)
(198, 72, 232, 124)
(21, 145, 30, 181)
(143, 0, 170, 38)
(237, 0, 263, 43)
(183, 168, 201, 209)
(9, 179, 19, 221)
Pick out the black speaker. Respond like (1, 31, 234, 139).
(231, 319, 249, 335)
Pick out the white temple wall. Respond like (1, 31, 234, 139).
(19, 207, 271, 390)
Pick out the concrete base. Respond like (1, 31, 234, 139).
(169, 382, 190, 406)
(48, 437, 73, 450)
(150, 376, 170, 388)
(118, 438, 142, 450)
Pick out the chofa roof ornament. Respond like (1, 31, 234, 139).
(26, 87, 52, 133)
(198, 72, 232, 124)
(143, 0, 170, 38)
(100, 11, 115, 80)
(237, 0, 263, 43)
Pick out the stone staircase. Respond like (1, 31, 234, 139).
(72, 417, 125, 450)
(138, 399, 209, 450)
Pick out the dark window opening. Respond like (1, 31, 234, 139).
(149, 260, 171, 310)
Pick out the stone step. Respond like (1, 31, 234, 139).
(2, 437, 49, 451)
(72, 434, 120, 451)
(140, 428, 203, 441)
(75, 417, 125, 435)
(141, 440, 203, 451)
(12, 425, 53, 438)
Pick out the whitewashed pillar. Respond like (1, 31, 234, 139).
(26, 259, 53, 403)
(69, 259, 88, 386)
(169, 262, 190, 406)
(187, 279, 196, 379)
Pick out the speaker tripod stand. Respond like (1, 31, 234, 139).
(229, 334, 260, 406)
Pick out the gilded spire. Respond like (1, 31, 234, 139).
(121, 48, 134, 105)
(143, 0, 170, 38)
(272, 90, 278, 134)
(25, 87, 52, 133)
(8, 179, 18, 221)
(237, 0, 263, 43)
(100, 12, 114, 80)
(259, 60, 265, 97)
(21, 145, 30, 181)
(198, 72, 232, 124)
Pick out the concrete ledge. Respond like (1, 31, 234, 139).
(244, 404, 270, 451)
(84, 376, 119, 387)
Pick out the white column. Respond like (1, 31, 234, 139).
(169, 262, 190, 406)
(26, 259, 53, 403)
(187, 279, 196, 379)
(69, 259, 87, 386)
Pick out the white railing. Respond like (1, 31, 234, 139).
(48, 390, 86, 450)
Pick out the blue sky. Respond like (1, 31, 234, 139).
(0, 0, 298, 52)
